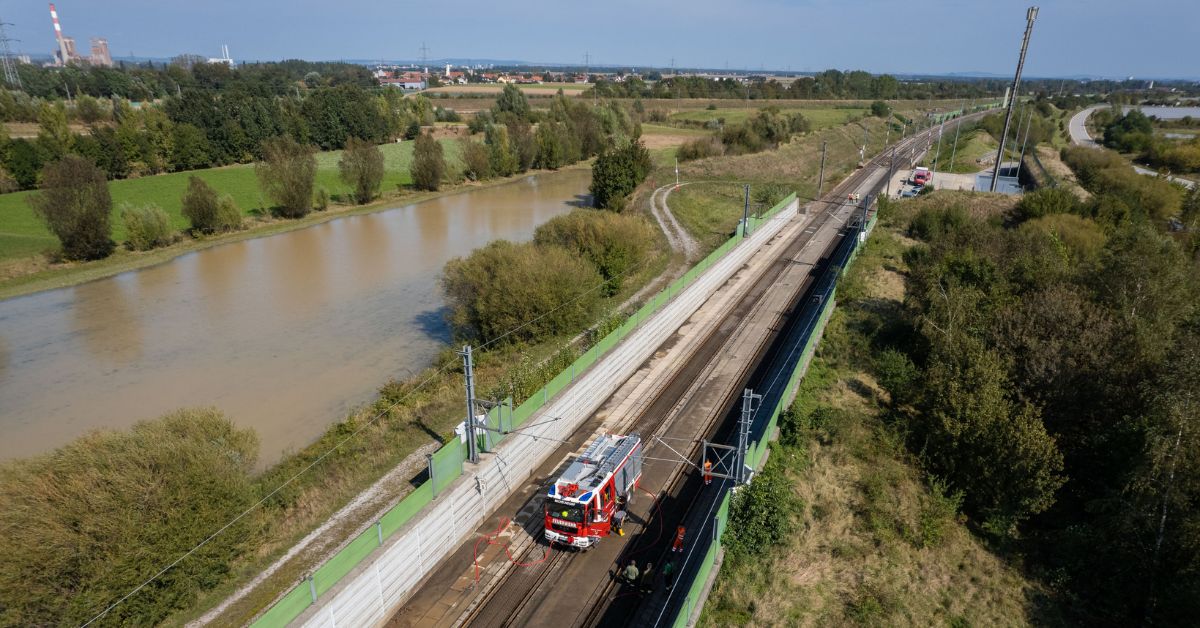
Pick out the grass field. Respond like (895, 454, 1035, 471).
(669, 107, 868, 129)
(918, 127, 999, 174)
(0, 138, 463, 261)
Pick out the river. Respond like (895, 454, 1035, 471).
(0, 169, 591, 464)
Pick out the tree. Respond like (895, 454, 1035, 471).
(255, 136, 316, 218)
(75, 95, 106, 124)
(170, 123, 211, 171)
(181, 175, 240, 233)
(533, 122, 566, 170)
(1014, 187, 1082, 222)
(589, 140, 652, 210)
(410, 131, 445, 191)
(460, 138, 491, 181)
(0, 409, 260, 627)
(6, 139, 42, 189)
(485, 124, 519, 177)
(338, 137, 385, 204)
(442, 241, 602, 344)
(917, 339, 1065, 533)
(534, 210, 656, 294)
(28, 156, 114, 260)
(870, 100, 892, 118)
(494, 83, 530, 121)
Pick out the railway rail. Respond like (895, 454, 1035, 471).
(390, 113, 983, 628)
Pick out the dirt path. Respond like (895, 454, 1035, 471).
(619, 183, 700, 310)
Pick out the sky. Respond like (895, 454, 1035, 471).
(4, 0, 1198, 79)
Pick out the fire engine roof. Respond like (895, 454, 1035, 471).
(547, 434, 639, 503)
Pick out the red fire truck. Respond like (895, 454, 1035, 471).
(544, 433, 643, 549)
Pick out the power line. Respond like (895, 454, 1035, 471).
(75, 237, 664, 626)
(0, 19, 22, 89)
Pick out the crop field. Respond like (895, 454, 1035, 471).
(0, 138, 462, 260)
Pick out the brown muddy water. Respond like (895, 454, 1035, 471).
(0, 169, 591, 464)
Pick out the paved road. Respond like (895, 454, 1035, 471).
(1069, 106, 1195, 189)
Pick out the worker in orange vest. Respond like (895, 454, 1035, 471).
(672, 525, 686, 553)
(703, 460, 713, 485)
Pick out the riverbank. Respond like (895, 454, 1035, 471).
(0, 162, 588, 301)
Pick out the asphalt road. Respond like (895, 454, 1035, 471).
(1069, 105, 1195, 189)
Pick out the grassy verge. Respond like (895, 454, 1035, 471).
(669, 107, 868, 128)
(0, 137, 463, 264)
(918, 127, 998, 174)
(665, 115, 892, 252)
(699, 220, 1056, 626)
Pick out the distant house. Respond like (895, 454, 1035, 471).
(381, 73, 427, 90)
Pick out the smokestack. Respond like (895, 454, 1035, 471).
(49, 3, 69, 65)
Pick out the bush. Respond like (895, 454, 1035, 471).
(410, 131, 446, 191)
(909, 204, 968, 241)
(256, 136, 316, 218)
(121, 203, 174, 250)
(676, 136, 723, 161)
(181, 175, 220, 233)
(534, 210, 657, 295)
(589, 140, 652, 210)
(28, 155, 114, 260)
(871, 100, 892, 118)
(724, 455, 801, 558)
(216, 195, 243, 230)
(313, 187, 329, 211)
(460, 138, 491, 181)
(1014, 187, 1082, 222)
(0, 409, 260, 626)
(338, 137, 384, 204)
(442, 240, 603, 344)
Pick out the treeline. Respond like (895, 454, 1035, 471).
(876, 152, 1198, 622)
(1096, 107, 1200, 174)
(4, 59, 377, 105)
(587, 70, 1111, 102)
(0, 85, 433, 190)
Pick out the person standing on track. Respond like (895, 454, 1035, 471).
(672, 525, 686, 553)
(621, 561, 640, 585)
(640, 562, 655, 592)
(703, 459, 713, 485)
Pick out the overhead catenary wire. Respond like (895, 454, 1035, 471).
(75, 243, 661, 627)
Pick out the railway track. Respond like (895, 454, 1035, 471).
(421, 113, 983, 628)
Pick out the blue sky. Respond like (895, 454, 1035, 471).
(6, 0, 1198, 79)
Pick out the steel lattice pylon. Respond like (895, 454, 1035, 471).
(0, 20, 22, 90)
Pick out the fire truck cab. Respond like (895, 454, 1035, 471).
(544, 433, 643, 549)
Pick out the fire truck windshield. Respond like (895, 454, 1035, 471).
(546, 500, 585, 523)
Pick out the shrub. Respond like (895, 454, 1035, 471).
(0, 409, 260, 626)
(338, 137, 384, 204)
(724, 455, 801, 558)
(314, 187, 329, 211)
(216, 195, 243, 230)
(442, 240, 603, 344)
(534, 210, 657, 295)
(410, 131, 446, 191)
(676, 136, 723, 161)
(181, 175, 220, 233)
(121, 203, 174, 251)
(589, 140, 652, 210)
(28, 155, 114, 260)
(255, 136, 316, 218)
(460, 138, 491, 181)
(1014, 187, 1082, 222)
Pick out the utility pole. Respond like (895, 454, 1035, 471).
(886, 146, 897, 197)
(931, 119, 945, 185)
(742, 184, 751, 238)
(736, 389, 761, 484)
(674, 157, 679, 190)
(1015, 108, 1035, 182)
(459, 345, 479, 464)
(817, 141, 828, 200)
(990, 6, 1039, 192)
(948, 102, 966, 172)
